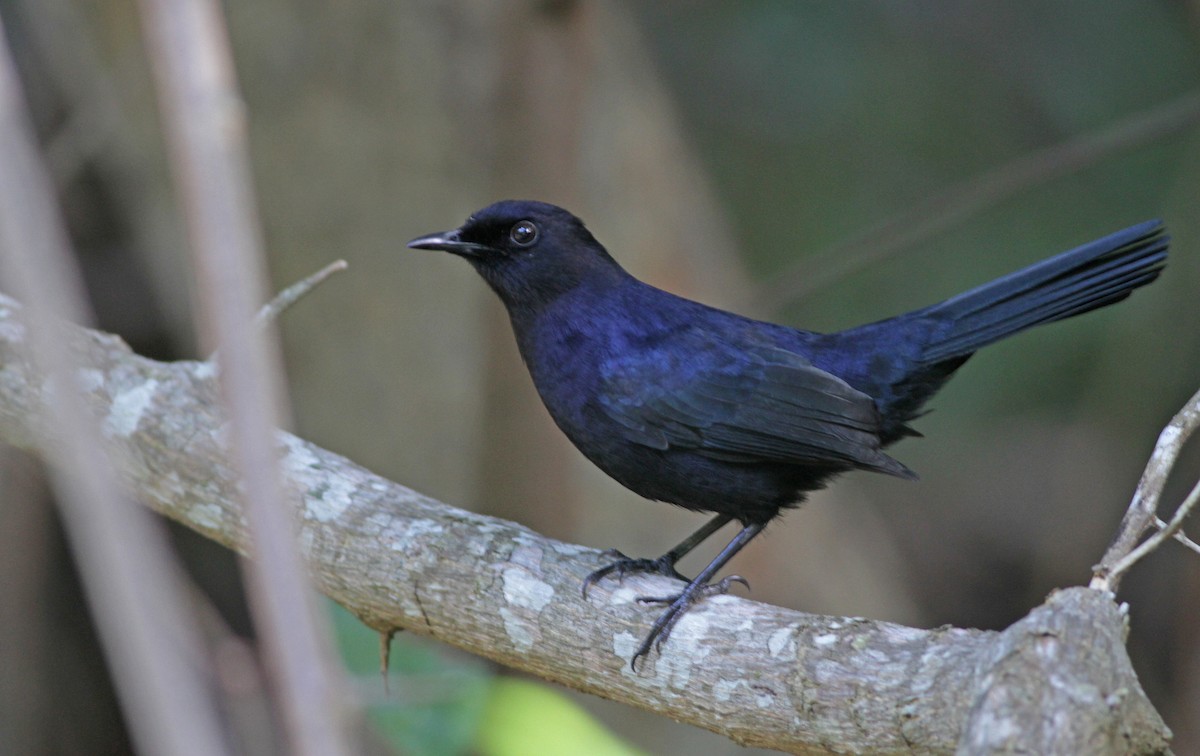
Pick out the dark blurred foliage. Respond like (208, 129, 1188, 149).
(1, 1, 1198, 754)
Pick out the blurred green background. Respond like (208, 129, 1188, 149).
(1, 1, 1198, 754)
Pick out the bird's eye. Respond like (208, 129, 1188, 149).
(510, 220, 539, 247)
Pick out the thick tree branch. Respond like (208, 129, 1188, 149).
(0, 292, 1171, 754)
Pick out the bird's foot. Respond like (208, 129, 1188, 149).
(630, 575, 750, 670)
(581, 549, 688, 599)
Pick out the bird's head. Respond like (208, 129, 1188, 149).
(407, 200, 624, 309)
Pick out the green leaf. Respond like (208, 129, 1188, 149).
(475, 677, 645, 756)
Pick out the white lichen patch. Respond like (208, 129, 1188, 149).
(358, 510, 394, 535)
(391, 518, 444, 548)
(104, 378, 159, 437)
(161, 470, 186, 496)
(189, 360, 217, 380)
(500, 606, 537, 651)
(75, 368, 104, 393)
(733, 616, 754, 632)
(508, 540, 545, 572)
(768, 625, 797, 657)
(713, 678, 745, 702)
(303, 471, 356, 523)
(813, 658, 849, 685)
(395, 595, 422, 622)
(612, 631, 641, 675)
(605, 585, 641, 605)
(971, 712, 1022, 745)
(861, 648, 892, 667)
(654, 612, 711, 689)
(880, 623, 926, 644)
(813, 633, 838, 647)
(281, 436, 356, 525)
(501, 566, 554, 611)
(495, 541, 562, 616)
(464, 530, 496, 558)
(280, 433, 320, 475)
(549, 540, 591, 557)
(1106, 688, 1128, 708)
(189, 502, 226, 531)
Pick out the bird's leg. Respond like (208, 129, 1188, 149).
(630, 521, 765, 670)
(581, 514, 732, 598)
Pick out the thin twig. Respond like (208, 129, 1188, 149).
(136, 1, 352, 754)
(1155, 516, 1200, 556)
(1091, 385, 1200, 592)
(756, 91, 1200, 313)
(207, 261, 350, 363)
(256, 259, 348, 325)
(0, 18, 224, 756)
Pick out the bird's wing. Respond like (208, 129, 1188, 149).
(598, 342, 914, 478)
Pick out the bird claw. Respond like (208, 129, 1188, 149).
(581, 550, 688, 599)
(634, 574, 750, 606)
(628, 575, 752, 671)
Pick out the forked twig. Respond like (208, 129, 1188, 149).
(1091, 386, 1200, 592)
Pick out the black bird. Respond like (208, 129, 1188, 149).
(408, 200, 1167, 669)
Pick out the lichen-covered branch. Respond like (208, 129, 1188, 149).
(0, 292, 1170, 754)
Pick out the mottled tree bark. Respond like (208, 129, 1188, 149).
(0, 293, 1171, 754)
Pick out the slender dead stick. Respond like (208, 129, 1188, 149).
(0, 15, 224, 756)
(135, 1, 352, 753)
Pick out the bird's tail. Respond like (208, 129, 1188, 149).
(916, 220, 1168, 365)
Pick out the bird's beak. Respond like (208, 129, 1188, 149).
(406, 228, 490, 258)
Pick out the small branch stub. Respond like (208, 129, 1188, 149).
(256, 259, 348, 326)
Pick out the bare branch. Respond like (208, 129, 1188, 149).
(1092, 386, 1200, 592)
(0, 294, 1171, 754)
(135, 1, 352, 753)
(0, 21, 224, 756)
